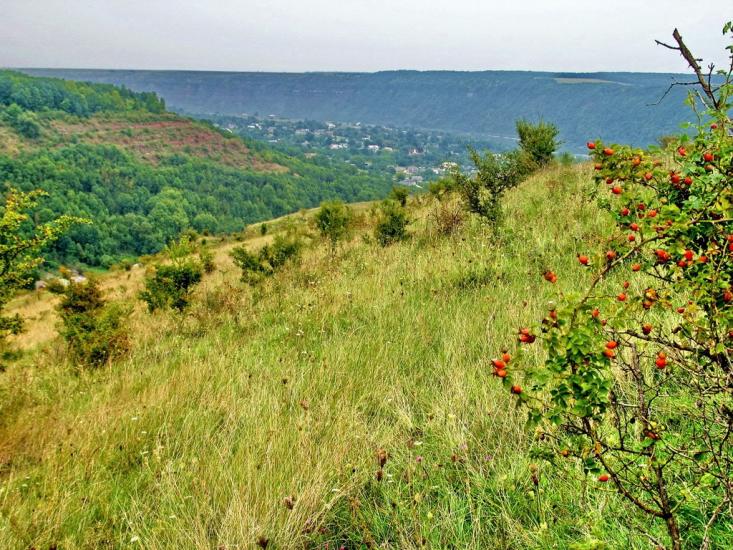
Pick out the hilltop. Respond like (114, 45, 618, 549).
(21, 68, 695, 151)
(0, 70, 394, 268)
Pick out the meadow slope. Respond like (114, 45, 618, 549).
(0, 165, 663, 549)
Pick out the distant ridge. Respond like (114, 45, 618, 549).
(19, 68, 694, 151)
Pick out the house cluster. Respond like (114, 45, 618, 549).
(395, 165, 425, 187)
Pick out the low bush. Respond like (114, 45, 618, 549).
(375, 200, 409, 246)
(139, 261, 203, 312)
(58, 279, 130, 367)
(230, 235, 302, 284)
(455, 148, 534, 225)
(199, 248, 216, 274)
(139, 235, 204, 312)
(314, 200, 352, 250)
(515, 118, 560, 166)
(389, 185, 409, 207)
(431, 197, 465, 236)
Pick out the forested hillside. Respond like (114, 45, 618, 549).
(21, 68, 695, 150)
(0, 71, 394, 267)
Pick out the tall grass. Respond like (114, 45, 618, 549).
(0, 165, 654, 548)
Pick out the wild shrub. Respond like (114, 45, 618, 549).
(494, 25, 733, 550)
(58, 278, 130, 367)
(389, 186, 409, 207)
(139, 261, 203, 312)
(454, 147, 534, 225)
(314, 200, 352, 250)
(230, 235, 302, 284)
(199, 247, 216, 273)
(139, 236, 204, 312)
(428, 176, 459, 200)
(375, 200, 408, 246)
(46, 278, 68, 294)
(515, 119, 560, 166)
(431, 197, 465, 236)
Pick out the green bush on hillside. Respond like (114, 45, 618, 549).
(230, 235, 302, 284)
(58, 278, 130, 367)
(455, 147, 534, 224)
(516, 119, 560, 166)
(315, 200, 352, 250)
(140, 262, 203, 312)
(389, 185, 409, 207)
(139, 236, 204, 312)
(375, 200, 409, 246)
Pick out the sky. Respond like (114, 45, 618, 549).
(1, 0, 731, 73)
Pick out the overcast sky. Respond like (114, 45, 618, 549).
(1, 0, 731, 73)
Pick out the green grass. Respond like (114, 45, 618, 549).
(0, 164, 666, 548)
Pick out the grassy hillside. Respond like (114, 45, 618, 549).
(0, 164, 672, 549)
(0, 71, 394, 268)
(20, 68, 696, 151)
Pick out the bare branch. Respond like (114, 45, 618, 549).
(648, 80, 702, 106)
(666, 28, 720, 109)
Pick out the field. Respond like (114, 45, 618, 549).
(0, 163, 673, 549)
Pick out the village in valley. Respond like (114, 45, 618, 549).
(205, 112, 508, 186)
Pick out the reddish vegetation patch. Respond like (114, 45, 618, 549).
(52, 114, 286, 172)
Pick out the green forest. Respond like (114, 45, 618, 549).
(0, 71, 393, 268)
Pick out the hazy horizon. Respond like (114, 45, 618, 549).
(2, 1, 730, 73)
(7, 67, 697, 76)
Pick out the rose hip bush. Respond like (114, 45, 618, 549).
(495, 104, 732, 547)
